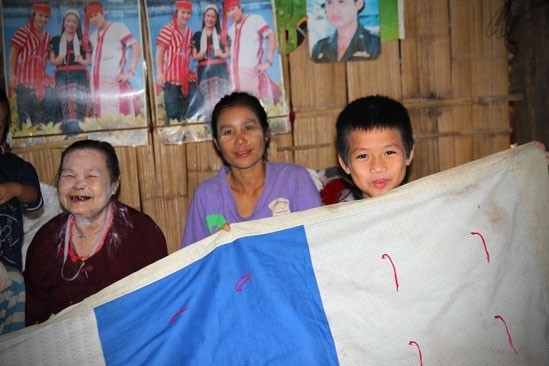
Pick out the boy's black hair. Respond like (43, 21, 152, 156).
(57, 139, 121, 199)
(336, 95, 415, 165)
(211, 92, 271, 159)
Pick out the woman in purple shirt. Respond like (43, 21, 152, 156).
(182, 92, 322, 247)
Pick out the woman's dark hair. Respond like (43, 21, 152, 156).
(201, 6, 221, 34)
(211, 91, 271, 142)
(0, 87, 10, 145)
(336, 95, 415, 165)
(57, 139, 121, 198)
(60, 10, 84, 40)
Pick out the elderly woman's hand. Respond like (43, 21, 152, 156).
(534, 141, 549, 164)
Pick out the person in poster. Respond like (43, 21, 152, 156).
(223, 0, 280, 103)
(191, 4, 231, 118)
(155, 0, 199, 124)
(85, 1, 141, 118)
(48, 9, 93, 133)
(8, 3, 61, 128)
(311, 0, 380, 62)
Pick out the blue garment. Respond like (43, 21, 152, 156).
(0, 148, 42, 271)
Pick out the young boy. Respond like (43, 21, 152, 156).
(336, 95, 415, 198)
(336, 95, 549, 199)
(0, 87, 43, 333)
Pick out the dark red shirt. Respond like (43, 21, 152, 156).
(25, 200, 168, 325)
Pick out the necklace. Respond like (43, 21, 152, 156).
(61, 203, 114, 281)
(73, 225, 101, 241)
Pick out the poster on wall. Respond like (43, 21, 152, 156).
(146, 0, 289, 144)
(307, 0, 381, 63)
(1, 0, 148, 148)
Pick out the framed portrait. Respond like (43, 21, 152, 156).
(145, 0, 289, 144)
(1, 0, 148, 147)
(307, 0, 381, 63)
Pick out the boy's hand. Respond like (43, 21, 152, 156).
(0, 182, 21, 205)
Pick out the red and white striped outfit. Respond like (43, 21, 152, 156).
(10, 24, 53, 98)
(89, 22, 137, 117)
(156, 21, 193, 96)
(228, 14, 272, 96)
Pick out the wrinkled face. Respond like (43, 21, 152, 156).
(176, 9, 192, 28)
(64, 14, 79, 34)
(33, 11, 51, 31)
(58, 149, 119, 220)
(226, 6, 243, 22)
(338, 127, 414, 198)
(325, 0, 362, 30)
(203, 9, 218, 28)
(214, 106, 267, 171)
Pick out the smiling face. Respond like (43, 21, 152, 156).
(176, 8, 192, 28)
(33, 10, 51, 32)
(339, 127, 414, 198)
(88, 11, 106, 29)
(214, 105, 268, 171)
(325, 0, 362, 30)
(203, 8, 218, 29)
(58, 149, 119, 220)
(226, 6, 244, 22)
(63, 13, 80, 34)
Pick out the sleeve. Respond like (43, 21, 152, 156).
(15, 159, 43, 212)
(292, 166, 323, 211)
(181, 185, 211, 248)
(131, 213, 168, 270)
(254, 15, 272, 38)
(24, 226, 56, 325)
(118, 23, 136, 47)
(10, 27, 28, 50)
(156, 25, 172, 48)
(191, 31, 200, 51)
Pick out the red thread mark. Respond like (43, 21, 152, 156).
(168, 306, 188, 325)
(471, 231, 490, 263)
(494, 315, 518, 355)
(408, 341, 423, 366)
(235, 272, 252, 292)
(381, 254, 399, 291)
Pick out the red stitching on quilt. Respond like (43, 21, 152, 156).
(235, 272, 252, 292)
(494, 315, 518, 355)
(471, 231, 490, 263)
(168, 306, 188, 325)
(381, 254, 399, 291)
(408, 340, 423, 366)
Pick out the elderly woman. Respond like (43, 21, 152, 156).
(25, 140, 167, 325)
(181, 92, 322, 247)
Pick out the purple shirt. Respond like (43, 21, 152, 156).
(182, 162, 322, 247)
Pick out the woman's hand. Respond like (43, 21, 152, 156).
(218, 223, 231, 233)
(534, 141, 549, 164)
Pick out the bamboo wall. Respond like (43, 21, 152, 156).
(13, 0, 513, 254)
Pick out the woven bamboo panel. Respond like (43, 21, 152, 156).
(113, 146, 141, 210)
(288, 38, 348, 111)
(292, 114, 339, 171)
(185, 141, 223, 202)
(14, 146, 64, 186)
(347, 41, 402, 99)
